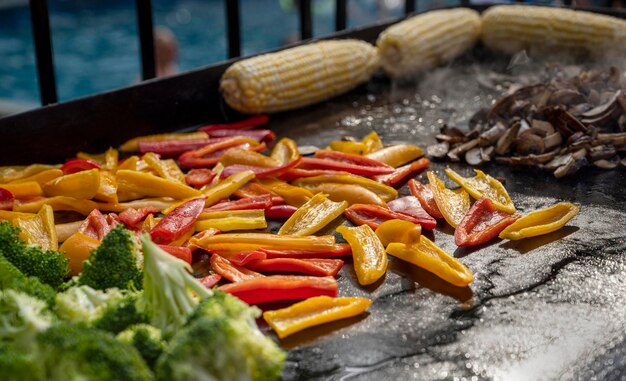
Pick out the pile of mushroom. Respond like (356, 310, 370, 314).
(429, 65, 626, 177)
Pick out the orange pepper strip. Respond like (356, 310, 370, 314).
(43, 168, 100, 199)
(0, 210, 35, 223)
(427, 171, 470, 228)
(116, 169, 201, 200)
(14, 196, 98, 216)
(263, 296, 372, 339)
(364, 144, 424, 168)
(313, 183, 386, 207)
(119, 131, 208, 152)
(0, 181, 43, 198)
(191, 233, 338, 253)
(336, 225, 387, 286)
(14, 204, 58, 251)
(210, 254, 264, 282)
(59, 232, 101, 276)
(220, 147, 281, 168)
(362, 131, 383, 154)
(278, 193, 347, 236)
(94, 170, 118, 204)
(271, 138, 300, 165)
(118, 156, 139, 171)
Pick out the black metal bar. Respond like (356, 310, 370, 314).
(335, 0, 347, 31)
(136, 0, 156, 80)
(226, 0, 241, 58)
(404, 0, 415, 15)
(29, 0, 57, 105)
(300, 0, 313, 39)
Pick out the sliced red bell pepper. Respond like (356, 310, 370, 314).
(219, 275, 338, 305)
(61, 159, 101, 175)
(205, 195, 272, 212)
(220, 156, 302, 179)
(198, 115, 269, 133)
(210, 254, 264, 282)
(298, 150, 394, 177)
(158, 245, 193, 264)
(79, 209, 111, 241)
(264, 204, 297, 219)
(138, 139, 212, 156)
(455, 197, 520, 247)
(229, 250, 267, 266)
(206, 129, 275, 144)
(233, 183, 284, 205)
(387, 196, 437, 230)
(0, 187, 14, 211)
(106, 213, 121, 228)
(375, 157, 430, 188)
(177, 137, 266, 168)
(185, 168, 217, 188)
(259, 244, 351, 259)
(344, 204, 430, 230)
(279, 168, 349, 182)
(408, 179, 444, 219)
(119, 206, 158, 226)
(246, 258, 344, 277)
(150, 197, 206, 244)
(199, 274, 222, 288)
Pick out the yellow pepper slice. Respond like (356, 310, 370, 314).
(271, 138, 300, 165)
(364, 144, 424, 168)
(278, 193, 348, 236)
(445, 168, 515, 214)
(0, 210, 35, 223)
(14, 196, 98, 216)
(116, 169, 200, 200)
(374, 219, 422, 247)
(142, 153, 185, 183)
(386, 236, 473, 287)
(119, 131, 208, 152)
(9, 169, 63, 186)
(220, 148, 280, 168)
(81, 147, 119, 172)
(59, 232, 101, 276)
(0, 164, 60, 183)
(263, 296, 372, 339)
(195, 209, 267, 232)
(97, 197, 177, 213)
(0, 181, 43, 198)
(200, 170, 256, 207)
(14, 204, 58, 251)
(499, 202, 579, 240)
(427, 171, 470, 228)
(362, 131, 383, 154)
(94, 170, 118, 204)
(328, 141, 366, 155)
(43, 169, 100, 199)
(118, 156, 139, 171)
(313, 183, 386, 207)
(258, 178, 313, 207)
(294, 174, 397, 202)
(191, 233, 338, 253)
(336, 225, 387, 286)
(141, 214, 160, 233)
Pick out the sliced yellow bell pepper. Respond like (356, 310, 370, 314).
(374, 219, 422, 247)
(263, 296, 372, 338)
(271, 138, 300, 165)
(278, 193, 348, 236)
(14, 204, 58, 251)
(195, 209, 267, 232)
(220, 147, 280, 168)
(119, 131, 208, 152)
(142, 152, 185, 183)
(0, 210, 35, 223)
(118, 155, 139, 171)
(0, 164, 60, 183)
(445, 168, 515, 214)
(97, 197, 177, 213)
(362, 131, 383, 154)
(169, 228, 195, 246)
(94, 170, 118, 204)
(14, 196, 98, 216)
(312, 183, 386, 207)
(427, 171, 470, 228)
(43, 168, 100, 199)
(116, 169, 200, 200)
(294, 174, 397, 202)
(198, 170, 256, 208)
(191, 233, 338, 253)
(9, 169, 63, 186)
(59, 232, 101, 276)
(499, 202, 579, 240)
(258, 178, 313, 207)
(336, 225, 387, 286)
(141, 214, 160, 233)
(364, 144, 424, 168)
(386, 236, 474, 287)
(103, 147, 119, 173)
(0, 181, 43, 198)
(328, 141, 366, 155)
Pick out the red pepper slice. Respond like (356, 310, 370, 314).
(229, 250, 267, 266)
(138, 139, 212, 156)
(279, 168, 349, 182)
(206, 129, 275, 144)
(185, 168, 217, 188)
(210, 254, 264, 282)
(79, 209, 111, 240)
(0, 188, 14, 211)
(264, 204, 297, 219)
(220, 156, 302, 179)
(178, 138, 266, 168)
(387, 196, 437, 230)
(119, 207, 158, 226)
(199, 274, 222, 288)
(344, 204, 430, 230)
(408, 179, 444, 219)
(298, 150, 394, 177)
(189, 228, 221, 245)
(219, 275, 338, 305)
(233, 183, 284, 205)
(150, 197, 206, 244)
(259, 244, 351, 259)
(158, 245, 193, 264)
(455, 197, 520, 247)
(206, 195, 273, 212)
(246, 258, 344, 277)
(61, 159, 101, 175)
(198, 115, 270, 133)
(375, 158, 430, 188)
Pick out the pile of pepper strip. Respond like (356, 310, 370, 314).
(0, 115, 580, 339)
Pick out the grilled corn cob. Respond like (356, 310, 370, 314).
(220, 40, 379, 114)
(482, 5, 626, 56)
(376, 8, 481, 78)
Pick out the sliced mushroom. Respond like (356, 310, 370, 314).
(515, 133, 545, 155)
(481, 146, 495, 162)
(544, 153, 573, 171)
(447, 139, 478, 162)
(427, 142, 449, 159)
(544, 132, 563, 150)
(495, 121, 521, 155)
(531, 120, 555, 135)
(579, 90, 621, 128)
(496, 151, 556, 166)
(549, 89, 586, 105)
(589, 144, 617, 161)
(621, 157, 626, 169)
(593, 156, 620, 169)
(554, 157, 576, 178)
(546, 106, 589, 137)
(465, 147, 484, 166)
(478, 122, 507, 147)
(435, 134, 467, 144)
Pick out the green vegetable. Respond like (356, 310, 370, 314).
(0, 290, 55, 349)
(0, 221, 68, 289)
(36, 323, 154, 381)
(140, 234, 211, 337)
(76, 224, 143, 291)
(187, 289, 260, 328)
(0, 255, 56, 308)
(0, 342, 44, 381)
(117, 324, 166, 368)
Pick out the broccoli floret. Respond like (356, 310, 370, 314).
(0, 289, 55, 350)
(0, 221, 68, 289)
(0, 343, 44, 381)
(56, 285, 148, 334)
(140, 234, 211, 337)
(76, 225, 143, 291)
(36, 323, 154, 381)
(156, 315, 285, 381)
(0, 255, 56, 308)
(117, 324, 166, 368)
(187, 289, 260, 328)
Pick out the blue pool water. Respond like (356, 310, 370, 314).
(0, 0, 425, 104)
